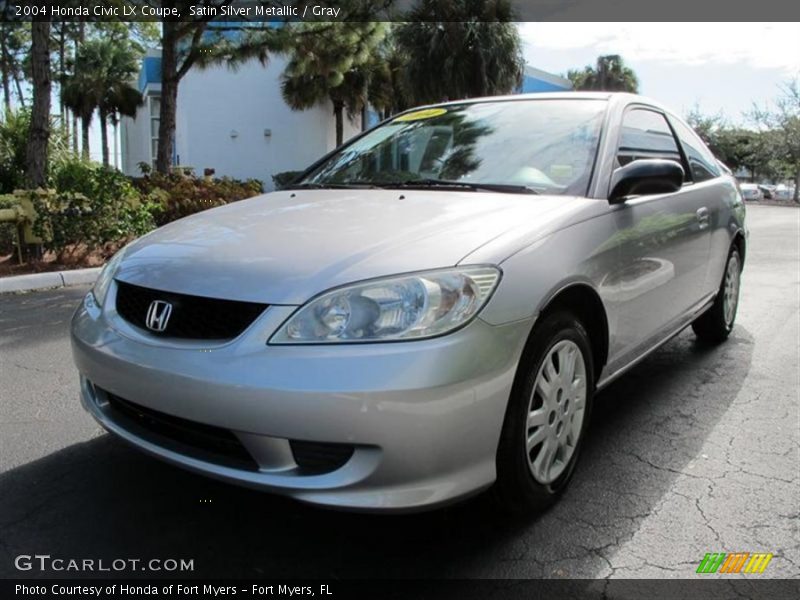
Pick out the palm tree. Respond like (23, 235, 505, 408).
(567, 55, 640, 93)
(96, 43, 143, 166)
(103, 86, 143, 168)
(61, 64, 97, 161)
(280, 22, 387, 147)
(365, 34, 412, 120)
(62, 37, 143, 165)
(393, 1, 524, 105)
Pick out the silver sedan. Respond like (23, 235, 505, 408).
(71, 93, 746, 512)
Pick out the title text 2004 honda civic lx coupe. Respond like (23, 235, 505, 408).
(71, 93, 746, 513)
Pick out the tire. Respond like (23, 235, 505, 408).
(495, 311, 595, 515)
(692, 247, 742, 344)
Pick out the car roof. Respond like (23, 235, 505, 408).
(416, 91, 673, 116)
(406, 91, 681, 120)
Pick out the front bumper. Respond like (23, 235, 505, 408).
(71, 289, 532, 511)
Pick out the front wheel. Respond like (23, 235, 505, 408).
(692, 247, 741, 343)
(495, 311, 595, 514)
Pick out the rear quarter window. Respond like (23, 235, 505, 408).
(669, 117, 721, 183)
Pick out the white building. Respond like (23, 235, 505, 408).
(121, 50, 571, 191)
(120, 49, 361, 190)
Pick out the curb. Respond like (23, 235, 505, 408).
(0, 267, 101, 294)
(748, 200, 800, 207)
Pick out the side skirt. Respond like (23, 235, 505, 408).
(596, 293, 716, 392)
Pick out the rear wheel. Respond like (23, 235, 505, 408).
(495, 311, 594, 514)
(692, 247, 741, 343)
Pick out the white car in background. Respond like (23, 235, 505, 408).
(774, 185, 795, 201)
(739, 183, 763, 202)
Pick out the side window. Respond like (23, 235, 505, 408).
(617, 109, 682, 168)
(669, 117, 721, 183)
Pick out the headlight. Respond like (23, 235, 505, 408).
(270, 266, 501, 344)
(92, 249, 126, 308)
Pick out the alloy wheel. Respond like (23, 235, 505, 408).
(525, 339, 587, 484)
(723, 253, 741, 327)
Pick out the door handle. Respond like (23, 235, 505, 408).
(696, 207, 710, 229)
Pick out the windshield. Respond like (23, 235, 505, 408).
(299, 99, 607, 196)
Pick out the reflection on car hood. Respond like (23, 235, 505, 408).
(115, 189, 582, 304)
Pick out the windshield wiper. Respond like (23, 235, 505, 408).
(287, 179, 539, 194)
(368, 178, 539, 194)
(285, 182, 382, 190)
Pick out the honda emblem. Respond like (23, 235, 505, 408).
(145, 300, 173, 333)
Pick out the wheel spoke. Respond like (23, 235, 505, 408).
(527, 407, 548, 430)
(532, 437, 555, 481)
(567, 410, 583, 441)
(535, 376, 553, 403)
(544, 356, 558, 383)
(526, 425, 547, 453)
(559, 345, 577, 383)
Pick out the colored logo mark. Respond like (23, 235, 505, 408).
(697, 552, 773, 574)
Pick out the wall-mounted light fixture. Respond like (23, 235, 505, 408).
(230, 129, 239, 139)
(263, 129, 272, 138)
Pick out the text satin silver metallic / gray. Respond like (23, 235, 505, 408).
(71, 92, 747, 512)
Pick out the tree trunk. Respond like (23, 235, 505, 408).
(157, 79, 178, 173)
(81, 117, 90, 160)
(72, 112, 79, 154)
(113, 120, 119, 170)
(0, 32, 11, 113)
(334, 102, 344, 147)
(58, 25, 66, 125)
(1, 68, 9, 113)
(99, 108, 109, 166)
(13, 72, 24, 107)
(25, 21, 52, 188)
(74, 21, 85, 156)
(156, 22, 179, 174)
(598, 59, 607, 91)
(474, 46, 487, 97)
(794, 168, 800, 204)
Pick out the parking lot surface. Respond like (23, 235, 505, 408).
(0, 204, 797, 579)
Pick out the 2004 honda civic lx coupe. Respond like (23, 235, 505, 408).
(71, 92, 746, 513)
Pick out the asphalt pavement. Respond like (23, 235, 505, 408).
(0, 204, 797, 579)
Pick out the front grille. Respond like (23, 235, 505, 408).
(115, 280, 267, 340)
(290, 440, 355, 474)
(104, 392, 259, 471)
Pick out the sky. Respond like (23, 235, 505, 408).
(86, 22, 800, 165)
(519, 23, 800, 125)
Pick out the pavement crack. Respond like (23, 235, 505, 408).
(11, 361, 60, 376)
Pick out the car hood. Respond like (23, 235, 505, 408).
(115, 189, 580, 304)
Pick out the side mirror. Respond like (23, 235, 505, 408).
(608, 159, 684, 204)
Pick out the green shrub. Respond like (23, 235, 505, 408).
(0, 110, 30, 193)
(272, 170, 303, 190)
(31, 160, 160, 253)
(0, 108, 74, 194)
(132, 172, 262, 226)
(0, 194, 19, 255)
(5, 153, 264, 258)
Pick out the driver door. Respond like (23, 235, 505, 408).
(605, 107, 713, 363)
